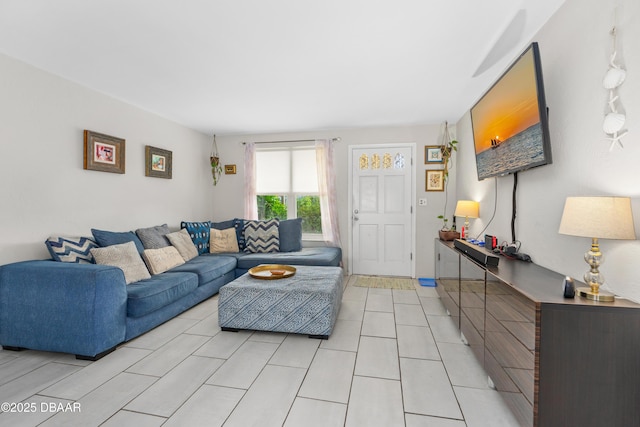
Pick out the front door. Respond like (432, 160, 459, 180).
(350, 145, 414, 277)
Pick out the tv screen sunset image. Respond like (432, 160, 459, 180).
(471, 44, 548, 179)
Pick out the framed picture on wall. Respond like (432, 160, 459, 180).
(425, 146, 443, 163)
(83, 130, 125, 174)
(145, 145, 172, 179)
(426, 169, 445, 191)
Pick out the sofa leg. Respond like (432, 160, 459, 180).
(221, 327, 239, 333)
(75, 346, 117, 361)
(2, 345, 26, 352)
(308, 334, 329, 340)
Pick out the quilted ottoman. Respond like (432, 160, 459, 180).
(218, 265, 343, 338)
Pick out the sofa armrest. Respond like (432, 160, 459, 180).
(0, 260, 127, 358)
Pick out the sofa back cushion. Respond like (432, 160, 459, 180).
(91, 228, 145, 253)
(91, 241, 151, 284)
(278, 218, 303, 252)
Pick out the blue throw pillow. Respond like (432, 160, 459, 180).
(181, 221, 211, 255)
(45, 236, 98, 264)
(279, 218, 303, 252)
(233, 218, 245, 251)
(91, 229, 145, 253)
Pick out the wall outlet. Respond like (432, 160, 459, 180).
(418, 198, 427, 206)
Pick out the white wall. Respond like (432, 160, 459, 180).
(0, 53, 214, 265)
(213, 124, 455, 278)
(8, 0, 633, 293)
(455, 0, 640, 301)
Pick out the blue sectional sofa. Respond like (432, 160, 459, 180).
(0, 219, 341, 360)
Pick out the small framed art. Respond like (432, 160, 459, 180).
(145, 145, 172, 179)
(426, 170, 445, 191)
(84, 130, 125, 174)
(425, 146, 443, 163)
(224, 164, 237, 174)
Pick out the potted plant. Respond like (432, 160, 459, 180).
(440, 132, 457, 182)
(210, 155, 222, 185)
(438, 215, 460, 241)
(210, 134, 223, 186)
(437, 122, 460, 241)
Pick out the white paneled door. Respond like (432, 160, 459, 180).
(351, 146, 414, 277)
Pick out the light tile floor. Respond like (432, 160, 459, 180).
(0, 275, 520, 426)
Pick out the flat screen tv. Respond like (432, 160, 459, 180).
(470, 42, 552, 180)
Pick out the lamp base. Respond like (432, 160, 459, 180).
(577, 286, 615, 302)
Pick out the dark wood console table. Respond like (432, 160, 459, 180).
(434, 239, 640, 427)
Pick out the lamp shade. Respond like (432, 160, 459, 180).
(454, 200, 479, 219)
(558, 196, 636, 240)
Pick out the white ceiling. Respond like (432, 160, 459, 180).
(0, 0, 565, 135)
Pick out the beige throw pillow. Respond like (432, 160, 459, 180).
(91, 241, 151, 284)
(210, 228, 239, 253)
(142, 246, 185, 275)
(166, 229, 198, 262)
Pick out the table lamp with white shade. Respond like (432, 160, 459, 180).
(558, 196, 636, 302)
(454, 200, 479, 240)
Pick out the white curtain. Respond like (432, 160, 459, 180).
(316, 139, 341, 248)
(244, 142, 258, 220)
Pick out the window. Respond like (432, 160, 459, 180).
(256, 145, 322, 238)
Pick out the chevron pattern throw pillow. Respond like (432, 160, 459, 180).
(243, 219, 280, 253)
(45, 236, 98, 264)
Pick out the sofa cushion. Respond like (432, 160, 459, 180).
(166, 229, 198, 262)
(278, 218, 303, 252)
(235, 247, 343, 270)
(243, 219, 279, 253)
(91, 228, 145, 253)
(126, 272, 198, 318)
(210, 228, 239, 253)
(136, 224, 171, 249)
(212, 219, 234, 229)
(91, 241, 151, 284)
(142, 246, 185, 275)
(170, 254, 237, 285)
(180, 221, 211, 255)
(45, 236, 98, 264)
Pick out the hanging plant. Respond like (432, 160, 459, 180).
(440, 122, 458, 182)
(437, 122, 460, 240)
(210, 134, 222, 186)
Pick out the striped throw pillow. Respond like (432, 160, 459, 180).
(243, 219, 280, 253)
(45, 236, 98, 264)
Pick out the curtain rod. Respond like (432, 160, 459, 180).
(242, 137, 341, 145)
